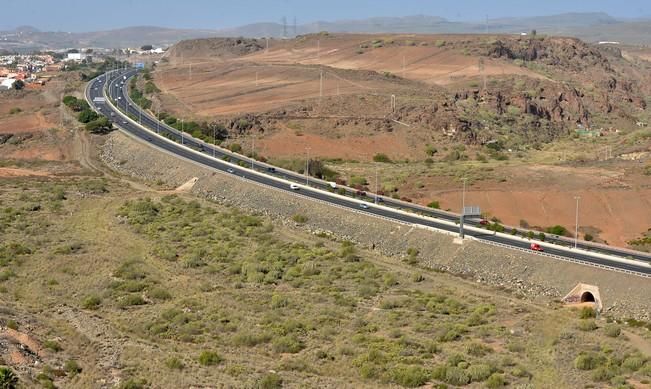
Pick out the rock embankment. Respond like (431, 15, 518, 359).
(100, 132, 651, 319)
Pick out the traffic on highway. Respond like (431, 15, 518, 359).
(86, 68, 651, 278)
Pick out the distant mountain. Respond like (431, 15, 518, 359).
(0, 26, 219, 51)
(215, 13, 651, 45)
(2, 13, 651, 51)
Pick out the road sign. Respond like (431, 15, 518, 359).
(463, 206, 481, 217)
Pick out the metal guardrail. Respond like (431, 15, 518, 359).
(476, 239, 651, 279)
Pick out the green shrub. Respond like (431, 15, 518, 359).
(118, 378, 148, 389)
(292, 214, 308, 224)
(233, 332, 271, 347)
(8, 107, 21, 115)
(486, 373, 506, 388)
(466, 342, 491, 357)
(604, 324, 621, 337)
(622, 355, 646, 372)
(390, 364, 430, 387)
(148, 287, 172, 301)
(584, 233, 594, 241)
(6, 320, 17, 330)
(427, 201, 440, 209)
(271, 293, 289, 309)
(373, 153, 392, 163)
(64, 359, 82, 377)
(43, 340, 62, 352)
(0, 366, 18, 388)
(445, 366, 470, 386)
(118, 294, 147, 308)
(258, 373, 283, 389)
(198, 351, 223, 366)
(578, 319, 598, 332)
(272, 335, 304, 353)
(165, 357, 184, 370)
(574, 352, 604, 370)
(468, 363, 492, 382)
(579, 307, 596, 319)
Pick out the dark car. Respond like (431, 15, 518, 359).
(479, 219, 489, 226)
(267, 167, 276, 173)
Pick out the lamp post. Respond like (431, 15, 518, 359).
(459, 178, 468, 238)
(251, 135, 255, 169)
(574, 196, 581, 249)
(181, 119, 184, 145)
(305, 147, 311, 186)
(375, 164, 379, 204)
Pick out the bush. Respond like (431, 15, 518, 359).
(0, 366, 18, 388)
(390, 364, 430, 387)
(622, 356, 646, 372)
(43, 340, 62, 352)
(584, 233, 594, 241)
(427, 201, 440, 209)
(258, 373, 283, 389)
(578, 319, 598, 332)
(78, 109, 99, 123)
(373, 153, 392, 163)
(165, 357, 184, 370)
(574, 352, 604, 370)
(486, 373, 506, 388)
(292, 214, 308, 224)
(118, 294, 147, 308)
(82, 295, 101, 310)
(271, 293, 289, 309)
(64, 359, 82, 377)
(148, 287, 172, 301)
(604, 324, 621, 338)
(468, 363, 492, 382)
(545, 225, 569, 236)
(425, 144, 438, 156)
(198, 351, 223, 366)
(8, 107, 21, 114)
(229, 143, 242, 153)
(272, 335, 304, 353)
(466, 342, 491, 357)
(579, 307, 596, 319)
(445, 366, 470, 386)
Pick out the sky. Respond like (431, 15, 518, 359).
(2, 0, 650, 32)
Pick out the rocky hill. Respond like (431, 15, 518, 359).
(164, 37, 264, 60)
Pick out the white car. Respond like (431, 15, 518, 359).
(328, 182, 337, 189)
(359, 203, 370, 209)
(227, 168, 235, 174)
(290, 183, 300, 190)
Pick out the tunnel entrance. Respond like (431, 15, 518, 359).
(562, 283, 602, 312)
(580, 292, 596, 303)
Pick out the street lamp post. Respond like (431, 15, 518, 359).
(212, 127, 216, 158)
(459, 178, 468, 238)
(181, 119, 184, 145)
(305, 147, 311, 186)
(375, 165, 379, 204)
(574, 196, 581, 249)
(251, 135, 255, 169)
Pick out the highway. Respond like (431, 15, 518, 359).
(86, 69, 651, 277)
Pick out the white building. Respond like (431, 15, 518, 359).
(0, 78, 16, 89)
(67, 52, 86, 61)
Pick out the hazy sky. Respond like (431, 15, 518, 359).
(3, 0, 650, 32)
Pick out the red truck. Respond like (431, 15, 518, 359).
(530, 243, 544, 252)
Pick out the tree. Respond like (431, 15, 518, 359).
(85, 117, 113, 134)
(78, 109, 99, 123)
(0, 367, 18, 389)
(141, 45, 153, 51)
(13, 80, 24, 90)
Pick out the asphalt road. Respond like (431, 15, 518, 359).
(85, 69, 651, 277)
